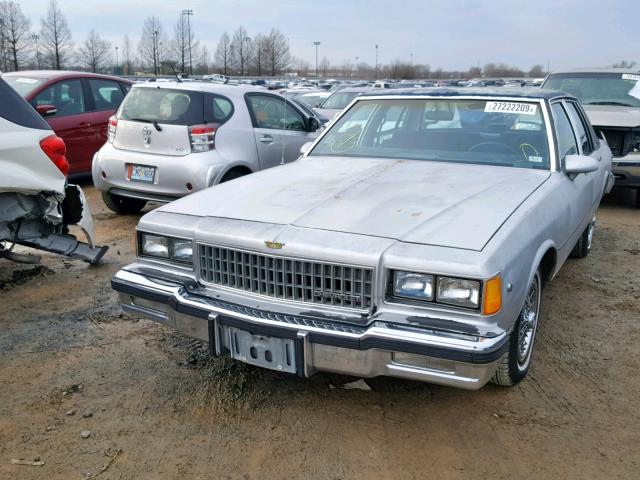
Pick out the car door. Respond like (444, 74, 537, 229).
(86, 78, 129, 164)
(245, 93, 317, 170)
(31, 79, 94, 175)
(550, 101, 594, 247)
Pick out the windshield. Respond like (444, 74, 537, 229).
(297, 93, 326, 108)
(543, 72, 640, 108)
(4, 75, 46, 97)
(118, 87, 204, 125)
(309, 98, 551, 170)
(320, 92, 360, 109)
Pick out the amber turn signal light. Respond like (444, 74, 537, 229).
(483, 275, 502, 315)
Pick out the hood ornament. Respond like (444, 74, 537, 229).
(265, 241, 285, 250)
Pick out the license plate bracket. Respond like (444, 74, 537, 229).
(227, 327, 297, 374)
(128, 164, 156, 183)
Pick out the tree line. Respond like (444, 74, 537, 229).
(0, 1, 636, 79)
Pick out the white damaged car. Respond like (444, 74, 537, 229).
(0, 76, 107, 264)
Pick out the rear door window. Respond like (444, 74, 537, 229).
(205, 95, 234, 124)
(32, 79, 87, 117)
(88, 79, 126, 111)
(118, 88, 204, 125)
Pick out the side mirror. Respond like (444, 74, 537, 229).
(308, 117, 320, 132)
(565, 154, 599, 176)
(36, 104, 57, 118)
(300, 141, 314, 156)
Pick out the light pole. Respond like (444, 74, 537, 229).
(313, 41, 321, 78)
(375, 44, 379, 79)
(32, 33, 40, 69)
(114, 46, 119, 73)
(181, 9, 193, 75)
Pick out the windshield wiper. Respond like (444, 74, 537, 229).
(585, 101, 636, 107)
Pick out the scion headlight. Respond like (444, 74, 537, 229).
(393, 271, 435, 301)
(436, 277, 480, 309)
(139, 233, 193, 264)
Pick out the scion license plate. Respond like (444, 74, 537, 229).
(128, 164, 156, 183)
(228, 327, 297, 373)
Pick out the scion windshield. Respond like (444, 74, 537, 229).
(310, 98, 551, 170)
(543, 72, 640, 108)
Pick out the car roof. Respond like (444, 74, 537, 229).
(331, 86, 378, 94)
(2, 70, 133, 83)
(548, 67, 640, 75)
(360, 87, 574, 102)
(131, 81, 269, 97)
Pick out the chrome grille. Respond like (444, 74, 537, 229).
(198, 245, 374, 310)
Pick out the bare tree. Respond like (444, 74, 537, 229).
(214, 31, 231, 75)
(230, 26, 251, 76)
(319, 57, 330, 77)
(612, 60, 637, 69)
(78, 30, 111, 73)
(138, 16, 165, 75)
(122, 35, 135, 75)
(0, 1, 30, 71)
(251, 33, 267, 76)
(195, 45, 209, 75)
(263, 28, 290, 76)
(40, 0, 72, 70)
(528, 65, 545, 77)
(172, 13, 199, 74)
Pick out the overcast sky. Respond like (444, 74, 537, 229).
(19, 0, 640, 71)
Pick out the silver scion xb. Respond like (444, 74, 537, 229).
(92, 82, 321, 214)
(112, 89, 613, 390)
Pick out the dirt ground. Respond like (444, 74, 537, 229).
(0, 184, 639, 480)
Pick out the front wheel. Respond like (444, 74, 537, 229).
(101, 191, 147, 215)
(492, 270, 542, 386)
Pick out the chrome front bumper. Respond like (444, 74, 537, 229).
(112, 268, 507, 390)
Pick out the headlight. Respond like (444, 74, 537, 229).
(139, 233, 193, 264)
(171, 239, 193, 261)
(436, 277, 480, 309)
(393, 271, 434, 301)
(141, 234, 168, 258)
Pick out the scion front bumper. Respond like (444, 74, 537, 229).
(112, 267, 508, 390)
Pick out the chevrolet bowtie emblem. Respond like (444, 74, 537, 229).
(265, 240, 285, 249)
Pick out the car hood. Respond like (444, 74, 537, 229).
(160, 157, 550, 251)
(583, 104, 640, 128)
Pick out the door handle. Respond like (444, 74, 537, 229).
(79, 122, 92, 127)
(259, 135, 274, 144)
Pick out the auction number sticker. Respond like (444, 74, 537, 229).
(622, 74, 640, 82)
(485, 101, 537, 115)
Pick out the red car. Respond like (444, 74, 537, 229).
(4, 71, 133, 176)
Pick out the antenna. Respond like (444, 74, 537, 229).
(167, 62, 183, 83)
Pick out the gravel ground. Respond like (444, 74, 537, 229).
(0, 184, 639, 480)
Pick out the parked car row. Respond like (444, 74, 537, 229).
(2, 67, 631, 391)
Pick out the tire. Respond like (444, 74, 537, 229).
(220, 169, 249, 183)
(570, 221, 594, 259)
(492, 270, 542, 387)
(101, 191, 147, 215)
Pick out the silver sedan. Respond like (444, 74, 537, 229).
(112, 89, 614, 389)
